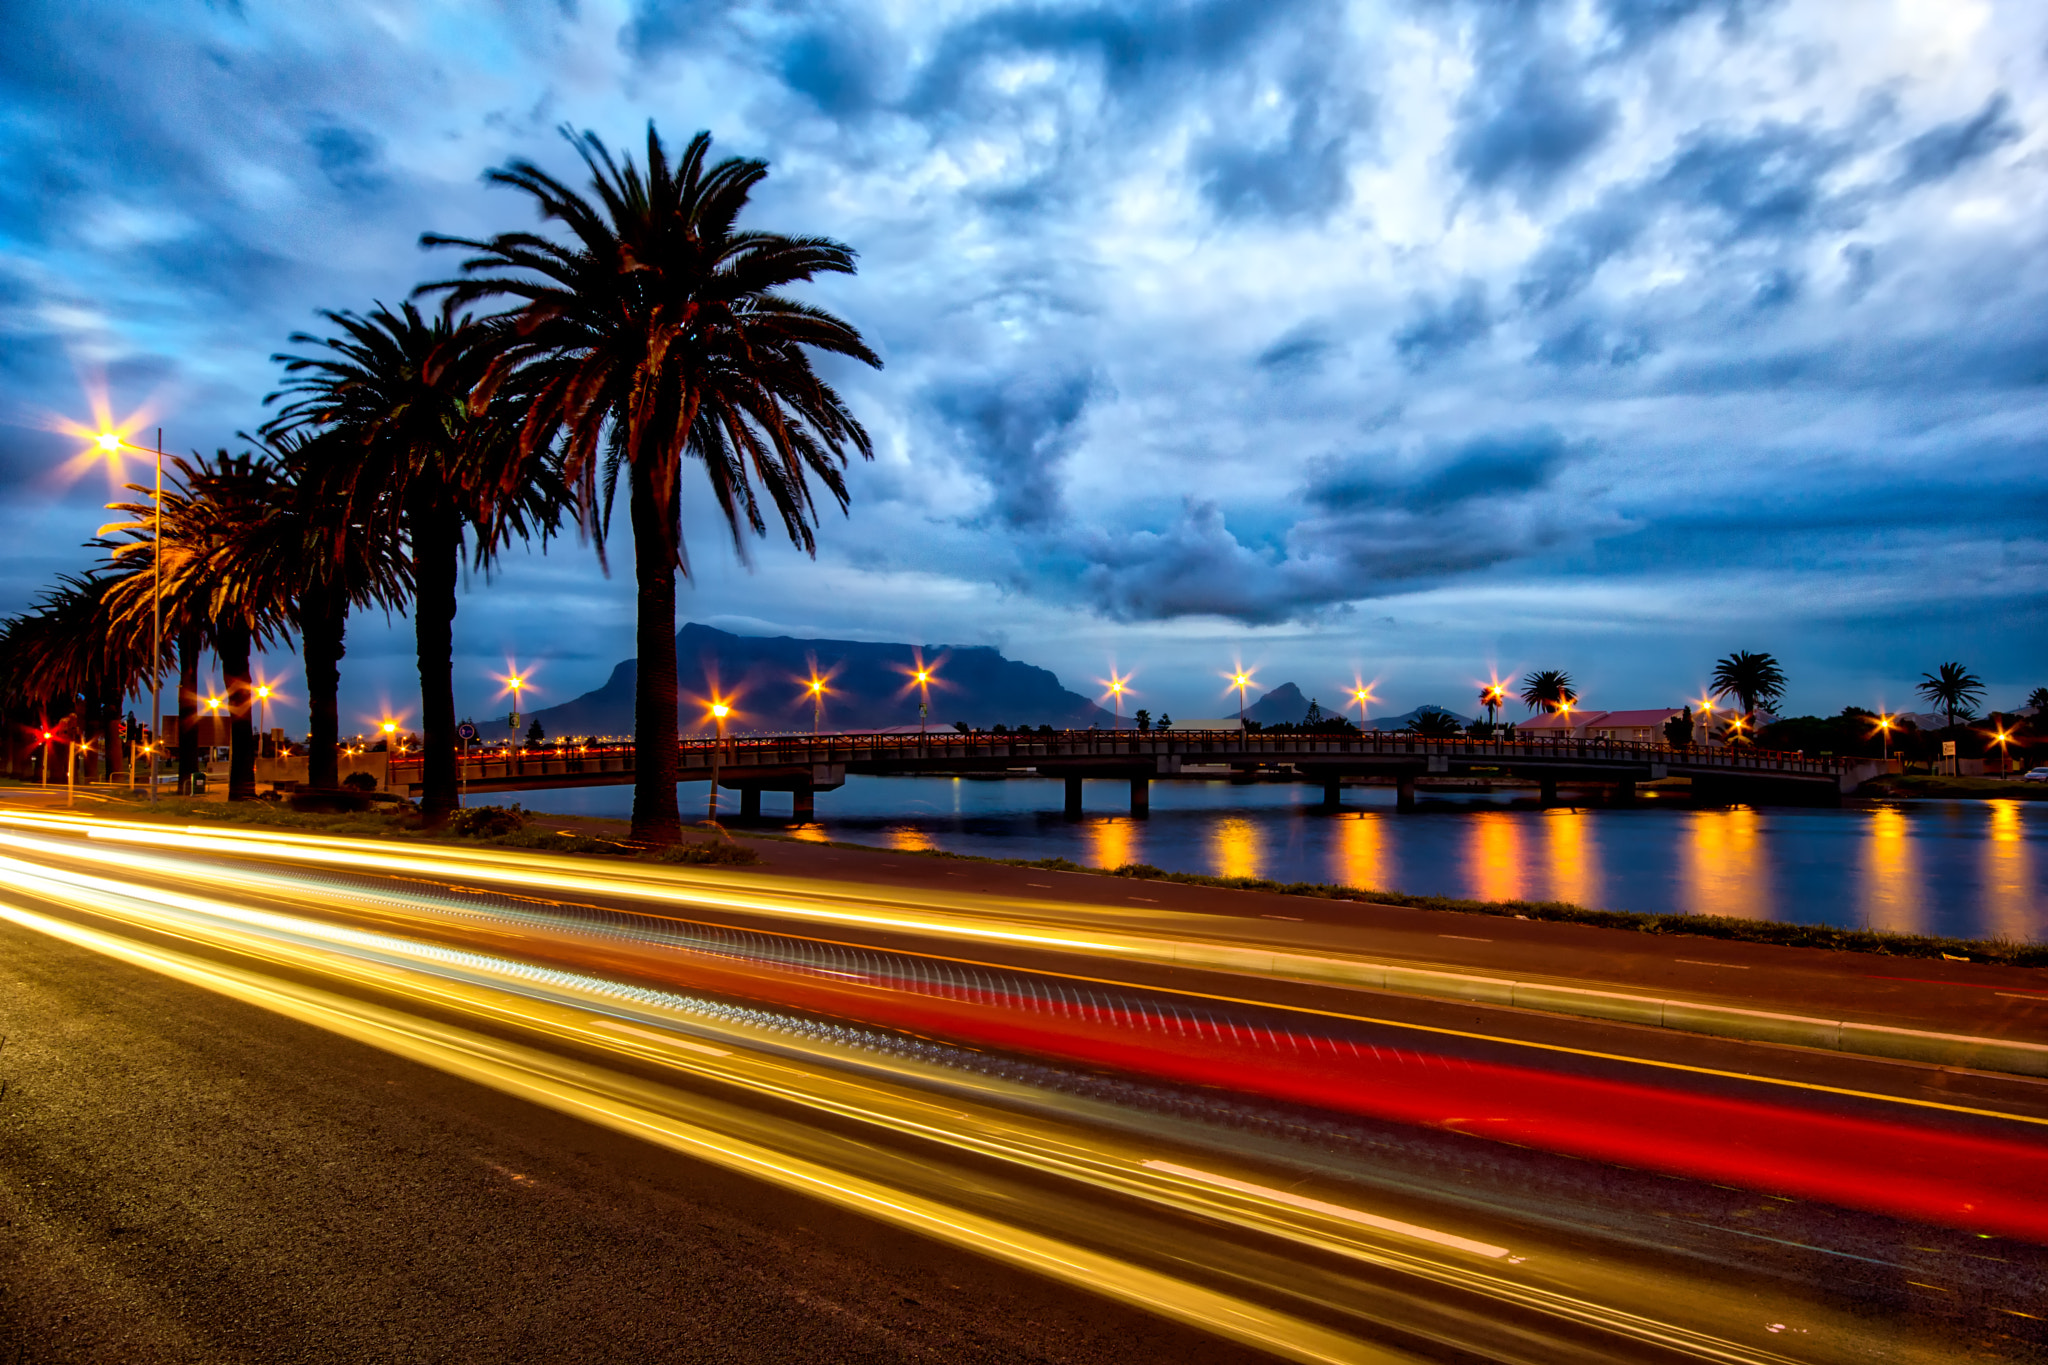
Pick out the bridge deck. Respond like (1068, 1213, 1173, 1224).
(394, 730, 1872, 797)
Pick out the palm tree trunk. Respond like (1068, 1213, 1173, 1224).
(177, 625, 201, 794)
(408, 496, 461, 823)
(301, 587, 346, 791)
(220, 622, 257, 801)
(629, 460, 683, 844)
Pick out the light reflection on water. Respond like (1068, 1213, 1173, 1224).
(515, 776, 2048, 939)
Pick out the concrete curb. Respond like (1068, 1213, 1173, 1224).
(1167, 942, 2048, 1079)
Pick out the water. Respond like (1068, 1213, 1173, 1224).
(506, 776, 2047, 942)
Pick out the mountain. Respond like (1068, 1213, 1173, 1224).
(1243, 682, 1312, 726)
(523, 624, 1113, 737)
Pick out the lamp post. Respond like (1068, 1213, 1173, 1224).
(1351, 684, 1375, 730)
(806, 677, 825, 736)
(1233, 671, 1252, 728)
(99, 429, 164, 802)
(1480, 683, 1505, 730)
(708, 700, 731, 821)
(1875, 713, 1895, 764)
(1992, 725, 2014, 777)
(914, 668, 931, 735)
(1107, 674, 1128, 728)
(1694, 693, 1718, 748)
(255, 683, 273, 761)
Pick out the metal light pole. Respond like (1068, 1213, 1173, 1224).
(103, 429, 165, 801)
(1234, 672, 1251, 728)
(807, 678, 824, 735)
(708, 701, 730, 821)
(914, 669, 931, 735)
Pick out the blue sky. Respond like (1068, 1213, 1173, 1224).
(2, 0, 2044, 731)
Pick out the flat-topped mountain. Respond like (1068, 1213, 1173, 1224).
(524, 624, 1111, 737)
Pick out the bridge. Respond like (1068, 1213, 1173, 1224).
(384, 729, 1884, 816)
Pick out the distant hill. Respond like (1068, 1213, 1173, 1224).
(523, 623, 1112, 737)
(1241, 685, 1471, 731)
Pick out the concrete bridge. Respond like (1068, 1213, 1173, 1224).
(386, 729, 1885, 816)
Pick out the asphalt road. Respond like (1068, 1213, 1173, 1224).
(0, 914, 1256, 1365)
(3, 810, 2046, 1363)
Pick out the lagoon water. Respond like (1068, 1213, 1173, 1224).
(507, 775, 2046, 942)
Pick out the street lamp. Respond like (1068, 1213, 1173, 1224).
(1350, 684, 1376, 730)
(1232, 671, 1253, 728)
(98, 428, 164, 803)
(1694, 693, 1718, 748)
(1479, 682, 1505, 730)
(1104, 670, 1132, 728)
(255, 682, 273, 758)
(913, 668, 932, 734)
(1990, 725, 2015, 777)
(708, 700, 732, 821)
(1873, 712, 1895, 764)
(805, 676, 827, 736)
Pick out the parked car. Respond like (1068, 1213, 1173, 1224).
(2025, 766, 2048, 783)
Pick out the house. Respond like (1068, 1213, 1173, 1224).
(1517, 710, 1607, 740)
(1583, 709, 1685, 743)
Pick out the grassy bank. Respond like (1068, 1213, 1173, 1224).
(1861, 775, 2048, 800)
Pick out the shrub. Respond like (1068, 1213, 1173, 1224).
(654, 840, 762, 866)
(450, 804, 528, 838)
(341, 771, 378, 792)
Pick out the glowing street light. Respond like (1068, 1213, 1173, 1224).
(1693, 692, 1719, 748)
(1101, 670, 1133, 728)
(804, 675, 828, 736)
(1872, 712, 1896, 764)
(1989, 724, 2015, 777)
(92, 428, 165, 802)
(1478, 681, 1506, 730)
(706, 698, 733, 821)
(914, 667, 932, 734)
(1350, 683, 1377, 730)
(1230, 669, 1254, 729)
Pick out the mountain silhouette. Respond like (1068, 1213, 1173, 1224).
(522, 624, 1112, 737)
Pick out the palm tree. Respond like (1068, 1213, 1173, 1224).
(1519, 669, 1577, 715)
(104, 452, 295, 800)
(2027, 686, 2048, 715)
(1407, 708, 1463, 739)
(267, 303, 563, 822)
(251, 429, 413, 793)
(420, 124, 881, 843)
(1710, 650, 1786, 721)
(1916, 662, 1985, 757)
(0, 572, 147, 782)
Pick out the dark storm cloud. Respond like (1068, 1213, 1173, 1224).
(1194, 90, 1354, 222)
(1391, 280, 1491, 369)
(1072, 429, 1589, 625)
(1894, 93, 2022, 190)
(1304, 429, 1570, 513)
(1593, 0, 1780, 48)
(1254, 325, 1335, 373)
(929, 368, 1096, 529)
(1453, 52, 1617, 201)
(308, 125, 387, 194)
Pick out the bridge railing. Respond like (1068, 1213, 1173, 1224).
(386, 727, 1848, 782)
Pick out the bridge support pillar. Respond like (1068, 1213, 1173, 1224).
(1064, 776, 1084, 820)
(1323, 777, 1342, 810)
(1129, 776, 1149, 816)
(792, 785, 815, 824)
(1539, 776, 1558, 805)
(1396, 775, 1417, 811)
(739, 787, 761, 820)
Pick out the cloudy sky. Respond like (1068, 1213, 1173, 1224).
(3, 0, 2044, 730)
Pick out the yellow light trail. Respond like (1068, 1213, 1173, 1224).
(3, 810, 2041, 1133)
(0, 853, 1894, 1365)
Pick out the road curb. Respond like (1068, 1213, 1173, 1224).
(1176, 944, 2048, 1079)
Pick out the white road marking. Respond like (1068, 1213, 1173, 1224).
(1678, 959, 1751, 969)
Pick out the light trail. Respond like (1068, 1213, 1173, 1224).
(0, 846, 1950, 1363)
(4, 808, 2040, 1135)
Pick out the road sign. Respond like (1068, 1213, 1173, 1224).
(1942, 741, 1957, 757)
(457, 722, 479, 742)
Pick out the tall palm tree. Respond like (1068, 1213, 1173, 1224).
(2026, 686, 2048, 715)
(267, 303, 562, 822)
(0, 572, 145, 781)
(104, 453, 294, 800)
(1917, 662, 1984, 735)
(1519, 669, 1577, 715)
(420, 124, 880, 843)
(1710, 650, 1786, 720)
(250, 429, 413, 793)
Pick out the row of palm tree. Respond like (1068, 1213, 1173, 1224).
(1498, 652, 1787, 724)
(0, 125, 880, 841)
